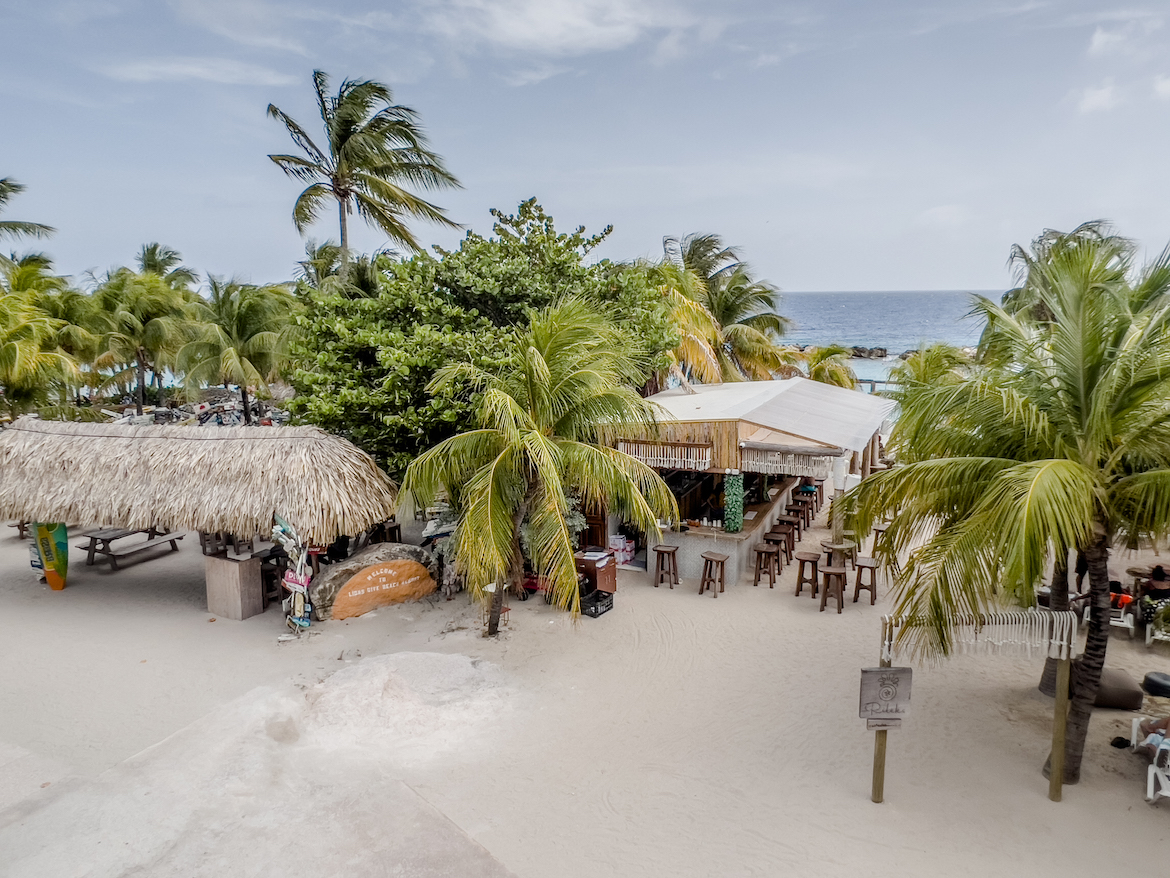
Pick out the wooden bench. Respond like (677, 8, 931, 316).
(76, 527, 183, 570)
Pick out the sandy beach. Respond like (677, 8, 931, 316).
(3, 509, 1170, 877)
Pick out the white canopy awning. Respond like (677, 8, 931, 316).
(647, 377, 894, 454)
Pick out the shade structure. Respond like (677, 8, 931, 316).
(618, 377, 896, 474)
(0, 419, 398, 546)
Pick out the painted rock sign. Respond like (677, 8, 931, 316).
(330, 560, 436, 620)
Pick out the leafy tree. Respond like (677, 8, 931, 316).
(402, 299, 677, 634)
(267, 70, 460, 264)
(289, 202, 676, 473)
(289, 254, 510, 475)
(179, 278, 299, 424)
(845, 226, 1170, 782)
(0, 179, 54, 245)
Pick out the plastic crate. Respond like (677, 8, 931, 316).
(581, 590, 613, 618)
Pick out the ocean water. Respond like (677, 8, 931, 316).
(778, 290, 996, 381)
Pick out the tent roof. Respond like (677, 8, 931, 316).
(0, 419, 398, 545)
(648, 377, 895, 453)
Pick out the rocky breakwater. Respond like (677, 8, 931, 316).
(849, 346, 888, 359)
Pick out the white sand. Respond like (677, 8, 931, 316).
(3, 515, 1170, 876)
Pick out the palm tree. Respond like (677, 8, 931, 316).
(0, 270, 72, 415)
(0, 179, 54, 244)
(845, 227, 1170, 782)
(91, 269, 196, 415)
(801, 344, 858, 388)
(642, 261, 722, 386)
(136, 242, 198, 288)
(402, 299, 678, 634)
(661, 233, 791, 381)
(267, 70, 460, 266)
(178, 278, 299, 424)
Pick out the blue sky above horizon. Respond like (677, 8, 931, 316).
(4, 1, 1170, 293)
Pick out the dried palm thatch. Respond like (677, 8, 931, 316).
(0, 419, 397, 545)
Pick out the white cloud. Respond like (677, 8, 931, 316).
(1088, 26, 1126, 56)
(52, 1, 122, 25)
(1078, 81, 1118, 113)
(501, 63, 570, 86)
(420, 0, 684, 57)
(168, 0, 308, 53)
(101, 57, 298, 86)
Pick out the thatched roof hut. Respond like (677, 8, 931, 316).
(0, 419, 397, 545)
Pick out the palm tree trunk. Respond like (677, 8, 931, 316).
(135, 353, 146, 416)
(1039, 550, 1070, 696)
(241, 384, 252, 425)
(488, 501, 528, 636)
(1058, 531, 1112, 783)
(338, 198, 349, 273)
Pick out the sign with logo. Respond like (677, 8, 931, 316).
(330, 560, 436, 620)
(859, 667, 912, 722)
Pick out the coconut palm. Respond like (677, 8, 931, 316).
(136, 242, 198, 289)
(661, 233, 791, 381)
(844, 227, 1170, 783)
(642, 261, 722, 386)
(178, 278, 299, 424)
(802, 344, 858, 388)
(91, 269, 196, 415)
(0, 179, 54, 244)
(0, 285, 72, 415)
(267, 70, 460, 265)
(402, 298, 678, 634)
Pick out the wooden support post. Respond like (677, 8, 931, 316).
(1049, 657, 1071, 802)
(872, 654, 891, 804)
(872, 730, 888, 804)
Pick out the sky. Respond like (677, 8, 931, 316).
(3, 0, 1170, 293)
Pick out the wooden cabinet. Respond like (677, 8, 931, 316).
(575, 550, 617, 594)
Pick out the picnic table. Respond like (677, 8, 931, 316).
(76, 527, 183, 570)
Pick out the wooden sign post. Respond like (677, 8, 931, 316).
(860, 664, 912, 804)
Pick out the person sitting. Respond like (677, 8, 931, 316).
(1139, 566, 1170, 625)
(1135, 716, 1170, 757)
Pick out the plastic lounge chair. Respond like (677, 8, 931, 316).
(1131, 717, 1170, 803)
(1082, 603, 1135, 638)
(1147, 621, 1170, 648)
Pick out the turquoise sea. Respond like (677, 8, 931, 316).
(779, 290, 997, 381)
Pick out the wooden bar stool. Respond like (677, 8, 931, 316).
(769, 524, 795, 557)
(794, 551, 820, 598)
(813, 478, 825, 509)
(699, 551, 728, 598)
(775, 512, 802, 541)
(870, 523, 889, 555)
(820, 566, 848, 613)
(795, 495, 816, 525)
(651, 544, 679, 589)
(753, 544, 779, 588)
(763, 531, 790, 570)
(786, 503, 809, 529)
(853, 556, 879, 605)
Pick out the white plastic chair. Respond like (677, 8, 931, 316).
(1083, 603, 1135, 638)
(1148, 622, 1170, 648)
(1130, 717, 1170, 803)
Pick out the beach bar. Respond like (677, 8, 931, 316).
(611, 377, 896, 584)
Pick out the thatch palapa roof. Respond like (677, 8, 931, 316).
(0, 419, 398, 545)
